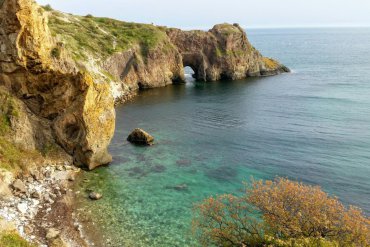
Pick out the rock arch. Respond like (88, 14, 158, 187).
(167, 24, 289, 82)
(182, 52, 207, 81)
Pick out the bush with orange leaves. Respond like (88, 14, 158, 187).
(192, 178, 369, 247)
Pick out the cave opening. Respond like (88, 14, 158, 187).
(184, 66, 196, 82)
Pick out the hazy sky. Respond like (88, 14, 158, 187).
(36, 0, 370, 29)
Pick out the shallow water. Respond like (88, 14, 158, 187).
(75, 28, 370, 246)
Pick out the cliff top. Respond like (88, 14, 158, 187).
(44, 7, 169, 61)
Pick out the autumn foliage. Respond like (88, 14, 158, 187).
(193, 178, 370, 247)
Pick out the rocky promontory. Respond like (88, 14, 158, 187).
(167, 24, 289, 81)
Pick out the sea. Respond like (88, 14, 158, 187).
(74, 28, 370, 246)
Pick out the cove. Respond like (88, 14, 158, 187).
(74, 28, 370, 246)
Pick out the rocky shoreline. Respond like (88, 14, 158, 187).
(0, 163, 90, 247)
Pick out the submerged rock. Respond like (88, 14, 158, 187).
(206, 165, 238, 182)
(165, 183, 189, 191)
(174, 184, 188, 191)
(150, 165, 166, 173)
(89, 192, 103, 200)
(127, 167, 147, 178)
(176, 159, 192, 167)
(127, 128, 154, 145)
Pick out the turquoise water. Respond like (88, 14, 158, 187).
(75, 28, 370, 246)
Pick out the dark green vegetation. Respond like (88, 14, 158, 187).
(193, 178, 370, 247)
(0, 89, 19, 136)
(0, 89, 20, 170)
(41, 4, 53, 11)
(45, 10, 168, 61)
(0, 88, 22, 171)
(0, 138, 25, 172)
(50, 46, 61, 59)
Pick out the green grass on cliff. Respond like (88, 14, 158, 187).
(0, 138, 22, 171)
(262, 57, 280, 69)
(0, 89, 41, 173)
(0, 89, 19, 136)
(46, 10, 168, 61)
(0, 115, 10, 136)
(213, 23, 241, 35)
(0, 231, 36, 247)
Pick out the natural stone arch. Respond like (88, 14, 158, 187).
(167, 24, 289, 83)
(181, 52, 207, 82)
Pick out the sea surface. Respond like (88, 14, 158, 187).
(75, 28, 370, 246)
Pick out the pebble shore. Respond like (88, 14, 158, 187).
(0, 163, 89, 246)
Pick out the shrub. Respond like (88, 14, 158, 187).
(42, 4, 53, 11)
(51, 47, 61, 59)
(193, 178, 370, 247)
(193, 194, 265, 246)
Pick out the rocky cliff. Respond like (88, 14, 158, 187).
(167, 24, 289, 81)
(0, 0, 288, 171)
(0, 0, 115, 170)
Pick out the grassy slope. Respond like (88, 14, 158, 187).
(0, 231, 36, 247)
(0, 89, 42, 173)
(45, 8, 168, 62)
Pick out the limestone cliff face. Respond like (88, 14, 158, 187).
(167, 24, 289, 81)
(0, 0, 288, 170)
(0, 0, 115, 170)
(43, 10, 289, 104)
(102, 42, 184, 99)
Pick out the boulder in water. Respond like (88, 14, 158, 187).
(89, 192, 103, 200)
(89, 192, 103, 201)
(127, 128, 154, 145)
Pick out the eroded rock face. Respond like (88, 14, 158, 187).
(103, 23, 289, 97)
(103, 42, 185, 94)
(167, 23, 289, 81)
(0, 0, 115, 170)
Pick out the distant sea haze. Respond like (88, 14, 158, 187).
(74, 28, 370, 246)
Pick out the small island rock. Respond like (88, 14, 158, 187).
(127, 128, 154, 145)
